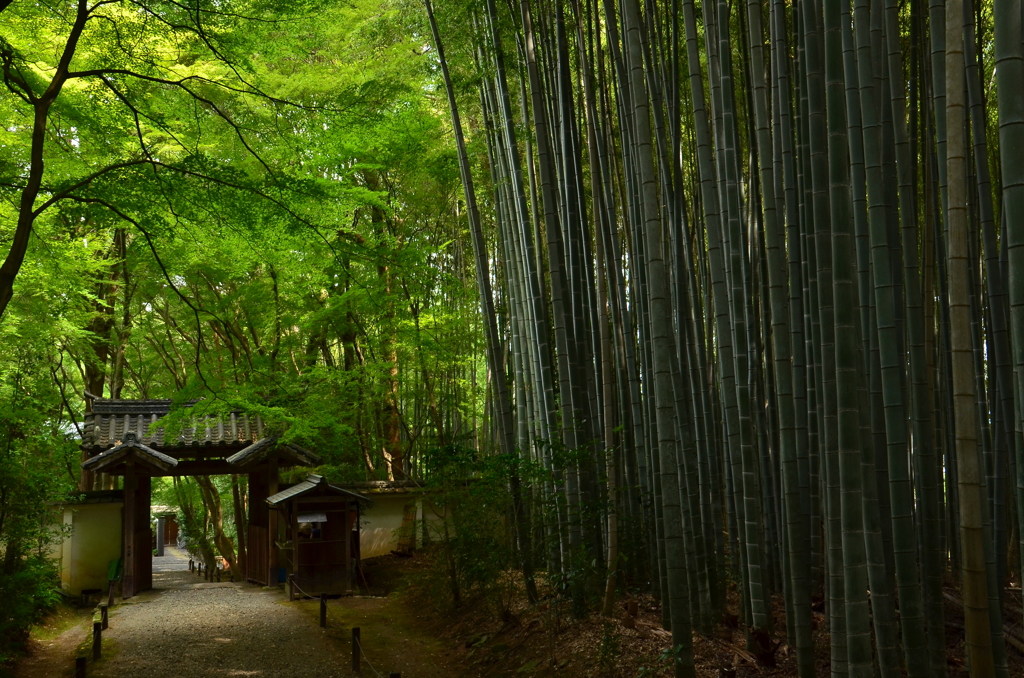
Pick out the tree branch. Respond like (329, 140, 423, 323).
(31, 160, 151, 217)
(0, 0, 92, 320)
(55, 194, 211, 391)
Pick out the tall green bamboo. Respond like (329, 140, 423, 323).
(617, 0, 695, 673)
(946, 0, 996, 672)
(822, 0, 872, 672)
(852, 0, 928, 669)
(995, 0, 1024, 628)
(424, 0, 1024, 673)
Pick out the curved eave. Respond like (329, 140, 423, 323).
(282, 442, 321, 467)
(225, 436, 278, 466)
(226, 436, 321, 468)
(82, 436, 178, 473)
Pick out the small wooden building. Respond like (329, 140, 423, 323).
(267, 475, 366, 599)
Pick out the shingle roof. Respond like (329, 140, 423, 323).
(82, 399, 265, 452)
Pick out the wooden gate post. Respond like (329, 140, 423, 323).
(267, 458, 279, 586)
(343, 500, 352, 594)
(123, 462, 137, 599)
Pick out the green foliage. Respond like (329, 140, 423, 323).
(421, 444, 519, 618)
(0, 556, 63, 665)
(0, 0, 487, 660)
(1, 0, 485, 475)
(597, 622, 622, 677)
(168, 478, 212, 561)
(0, 344, 78, 666)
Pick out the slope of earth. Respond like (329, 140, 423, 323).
(291, 594, 457, 677)
(7, 605, 93, 678)
(374, 549, 785, 677)
(369, 550, 1024, 677)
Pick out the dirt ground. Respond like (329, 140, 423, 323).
(10, 558, 452, 678)
(364, 550, 1024, 678)
(292, 595, 457, 677)
(9, 605, 93, 678)
(11, 551, 1024, 677)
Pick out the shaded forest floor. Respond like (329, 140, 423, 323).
(9, 550, 1024, 677)
(361, 549, 1024, 677)
(6, 604, 93, 678)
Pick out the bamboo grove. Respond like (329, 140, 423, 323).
(423, 0, 1024, 675)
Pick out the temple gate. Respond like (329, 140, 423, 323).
(79, 399, 320, 598)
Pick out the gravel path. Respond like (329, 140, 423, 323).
(152, 545, 191, 573)
(91, 584, 349, 678)
(15, 550, 453, 678)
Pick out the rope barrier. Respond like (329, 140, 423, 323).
(289, 578, 385, 678)
(354, 634, 385, 678)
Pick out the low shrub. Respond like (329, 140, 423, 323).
(0, 555, 62, 665)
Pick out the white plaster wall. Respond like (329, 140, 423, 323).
(358, 494, 444, 559)
(60, 503, 123, 595)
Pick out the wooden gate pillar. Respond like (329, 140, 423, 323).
(267, 458, 279, 586)
(247, 467, 269, 585)
(121, 464, 152, 599)
(123, 463, 137, 599)
(138, 474, 152, 592)
(343, 500, 352, 594)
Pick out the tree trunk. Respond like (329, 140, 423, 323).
(195, 475, 236, 576)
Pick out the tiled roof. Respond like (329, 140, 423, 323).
(82, 399, 265, 452)
(267, 474, 367, 506)
(267, 477, 319, 505)
(82, 432, 179, 472)
(226, 436, 321, 467)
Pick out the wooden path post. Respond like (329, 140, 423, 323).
(75, 656, 86, 678)
(92, 621, 102, 660)
(352, 627, 360, 673)
(319, 593, 327, 628)
(100, 604, 108, 630)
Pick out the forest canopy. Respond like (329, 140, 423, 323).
(5, 0, 1024, 676)
(0, 0, 480, 466)
(0, 0, 487, 660)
